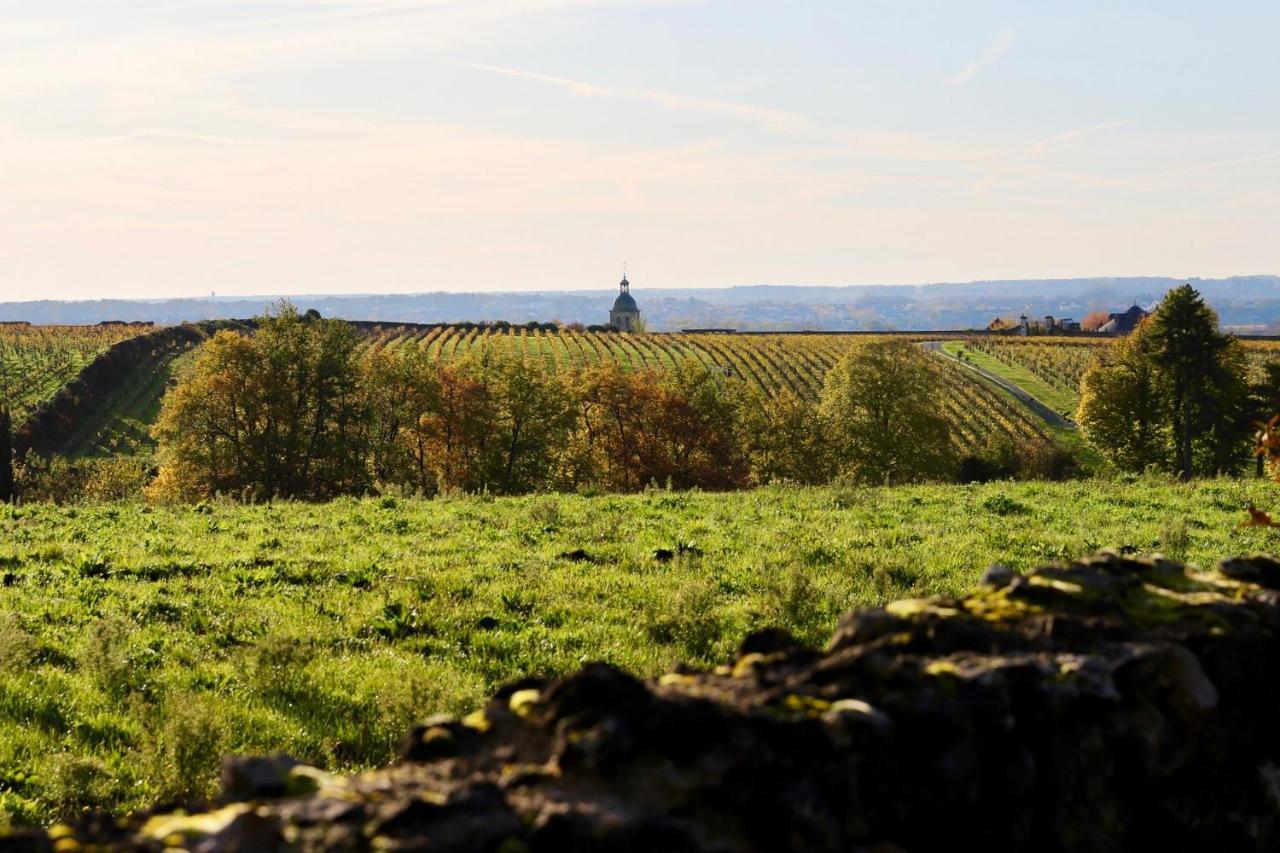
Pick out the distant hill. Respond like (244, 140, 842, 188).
(3, 276, 1277, 332)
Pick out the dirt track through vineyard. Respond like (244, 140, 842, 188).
(920, 340, 1077, 430)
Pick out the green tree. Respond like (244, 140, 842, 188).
(818, 339, 954, 484)
(744, 390, 829, 485)
(151, 303, 369, 500)
(1147, 285, 1248, 479)
(1078, 285, 1250, 479)
(655, 359, 751, 490)
(1077, 327, 1169, 473)
(476, 350, 576, 494)
(361, 347, 442, 491)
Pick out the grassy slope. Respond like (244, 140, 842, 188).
(940, 340, 1103, 470)
(942, 340, 1080, 417)
(0, 480, 1278, 822)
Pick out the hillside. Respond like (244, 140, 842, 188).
(9, 325, 1060, 464)
(12, 323, 241, 459)
(0, 324, 150, 424)
(960, 337, 1280, 412)
(13, 323, 1277, 469)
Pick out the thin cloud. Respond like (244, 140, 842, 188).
(0, 20, 61, 40)
(1162, 149, 1280, 177)
(941, 27, 1014, 85)
(1019, 118, 1134, 162)
(971, 118, 1133, 191)
(450, 60, 809, 132)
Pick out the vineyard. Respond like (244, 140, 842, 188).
(357, 325, 1056, 458)
(963, 336, 1280, 409)
(962, 338, 1104, 408)
(357, 326, 886, 401)
(62, 345, 201, 459)
(0, 324, 148, 423)
(11, 323, 1227, 464)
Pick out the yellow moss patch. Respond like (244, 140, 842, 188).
(964, 589, 1041, 624)
(462, 709, 491, 732)
(658, 673, 697, 687)
(780, 694, 832, 716)
(508, 689, 544, 719)
(886, 599, 961, 620)
(731, 653, 768, 678)
(141, 804, 253, 843)
(1024, 575, 1085, 596)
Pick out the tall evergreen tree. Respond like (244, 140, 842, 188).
(1146, 285, 1246, 480)
(1079, 284, 1250, 480)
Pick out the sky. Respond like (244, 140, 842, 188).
(1, 0, 1278, 300)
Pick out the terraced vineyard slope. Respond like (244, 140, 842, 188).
(0, 324, 149, 423)
(357, 325, 897, 400)
(358, 325, 1055, 458)
(14, 322, 242, 459)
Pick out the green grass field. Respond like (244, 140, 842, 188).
(0, 479, 1277, 825)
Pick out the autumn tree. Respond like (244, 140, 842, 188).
(151, 303, 370, 500)
(417, 357, 497, 494)
(1078, 285, 1250, 479)
(1249, 362, 1280, 476)
(818, 339, 954, 484)
(1081, 310, 1111, 332)
(570, 363, 664, 492)
(653, 359, 751, 490)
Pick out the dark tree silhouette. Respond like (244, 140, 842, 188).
(0, 406, 13, 503)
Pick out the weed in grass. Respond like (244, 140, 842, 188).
(1160, 518, 1192, 561)
(146, 694, 226, 803)
(981, 494, 1028, 516)
(0, 616, 35, 672)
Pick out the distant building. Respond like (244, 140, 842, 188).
(1098, 304, 1149, 334)
(609, 275, 641, 331)
(1018, 314, 1030, 336)
(1058, 317, 1081, 332)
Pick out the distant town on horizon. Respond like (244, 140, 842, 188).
(4, 275, 1278, 334)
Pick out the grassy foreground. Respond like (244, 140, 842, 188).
(0, 479, 1277, 824)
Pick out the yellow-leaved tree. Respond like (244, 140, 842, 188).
(150, 303, 369, 501)
(819, 338, 954, 484)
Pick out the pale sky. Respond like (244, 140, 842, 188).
(1, 0, 1278, 300)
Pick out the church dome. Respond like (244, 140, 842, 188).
(611, 277, 638, 312)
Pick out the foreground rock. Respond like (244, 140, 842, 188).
(13, 552, 1280, 852)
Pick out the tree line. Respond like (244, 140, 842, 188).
(142, 305, 1010, 501)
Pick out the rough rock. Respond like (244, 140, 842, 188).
(14, 552, 1280, 852)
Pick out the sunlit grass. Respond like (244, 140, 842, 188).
(0, 478, 1276, 824)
